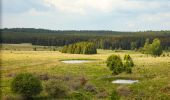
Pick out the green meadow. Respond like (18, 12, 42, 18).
(1, 44, 170, 100)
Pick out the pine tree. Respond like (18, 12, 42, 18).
(107, 55, 123, 75)
(143, 38, 150, 55)
(123, 54, 134, 73)
(60, 42, 97, 54)
(150, 38, 162, 56)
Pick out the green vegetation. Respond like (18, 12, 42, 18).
(106, 54, 134, 74)
(150, 38, 163, 56)
(0, 43, 60, 51)
(11, 73, 42, 98)
(45, 79, 68, 98)
(143, 38, 150, 55)
(1, 28, 170, 50)
(131, 42, 137, 50)
(1, 44, 170, 100)
(143, 38, 163, 56)
(61, 42, 97, 54)
(107, 55, 123, 75)
(110, 90, 120, 100)
(124, 54, 134, 73)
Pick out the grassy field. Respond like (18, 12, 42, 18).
(1, 44, 170, 100)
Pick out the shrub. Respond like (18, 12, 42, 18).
(106, 54, 123, 75)
(107, 54, 135, 74)
(70, 92, 89, 100)
(84, 83, 97, 93)
(110, 90, 120, 100)
(63, 75, 72, 81)
(2, 95, 24, 100)
(157, 94, 170, 100)
(11, 73, 42, 98)
(44, 79, 68, 98)
(117, 86, 131, 97)
(161, 53, 165, 57)
(123, 54, 134, 73)
(38, 73, 49, 81)
(79, 77, 88, 86)
(60, 42, 97, 54)
(142, 38, 150, 55)
(7, 73, 16, 78)
(96, 88, 108, 98)
(142, 38, 163, 56)
(33, 47, 37, 51)
(150, 38, 163, 56)
(69, 81, 82, 90)
(131, 42, 137, 50)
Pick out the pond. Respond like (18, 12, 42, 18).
(61, 60, 92, 64)
(112, 79, 138, 84)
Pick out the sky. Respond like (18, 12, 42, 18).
(1, 0, 170, 31)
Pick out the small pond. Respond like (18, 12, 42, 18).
(61, 60, 92, 64)
(112, 79, 138, 84)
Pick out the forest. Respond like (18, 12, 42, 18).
(1, 28, 170, 100)
(60, 42, 97, 54)
(1, 28, 170, 50)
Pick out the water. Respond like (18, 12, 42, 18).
(112, 79, 138, 84)
(61, 60, 91, 64)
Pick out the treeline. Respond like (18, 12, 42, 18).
(142, 38, 162, 56)
(1, 28, 170, 50)
(60, 42, 97, 54)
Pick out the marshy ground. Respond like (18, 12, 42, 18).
(1, 44, 170, 99)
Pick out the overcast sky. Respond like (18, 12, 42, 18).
(1, 0, 170, 31)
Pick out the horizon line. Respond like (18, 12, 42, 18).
(1, 27, 170, 32)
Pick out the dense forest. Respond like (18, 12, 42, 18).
(61, 42, 97, 54)
(1, 28, 170, 50)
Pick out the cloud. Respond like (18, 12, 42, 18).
(25, 8, 48, 16)
(43, 0, 170, 14)
(126, 12, 170, 31)
(2, 0, 170, 31)
(2, 0, 48, 13)
(43, 0, 114, 14)
(140, 13, 170, 23)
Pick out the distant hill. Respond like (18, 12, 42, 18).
(1, 28, 170, 50)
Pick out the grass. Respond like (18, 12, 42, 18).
(1, 44, 170, 100)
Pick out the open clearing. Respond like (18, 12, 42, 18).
(1, 45, 170, 99)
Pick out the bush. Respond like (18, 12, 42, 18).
(110, 90, 120, 100)
(60, 42, 97, 54)
(106, 54, 123, 75)
(69, 81, 82, 90)
(44, 79, 68, 98)
(2, 95, 23, 100)
(79, 77, 88, 86)
(38, 73, 49, 81)
(123, 54, 134, 73)
(142, 38, 163, 56)
(70, 92, 89, 100)
(84, 83, 97, 93)
(11, 73, 42, 98)
(107, 54, 135, 74)
(33, 47, 37, 51)
(116, 86, 131, 97)
(96, 88, 108, 98)
(150, 38, 163, 56)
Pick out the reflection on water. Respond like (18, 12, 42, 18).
(112, 79, 138, 84)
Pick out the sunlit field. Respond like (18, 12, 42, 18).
(1, 44, 170, 100)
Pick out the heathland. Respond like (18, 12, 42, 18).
(1, 44, 170, 99)
(0, 28, 170, 99)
